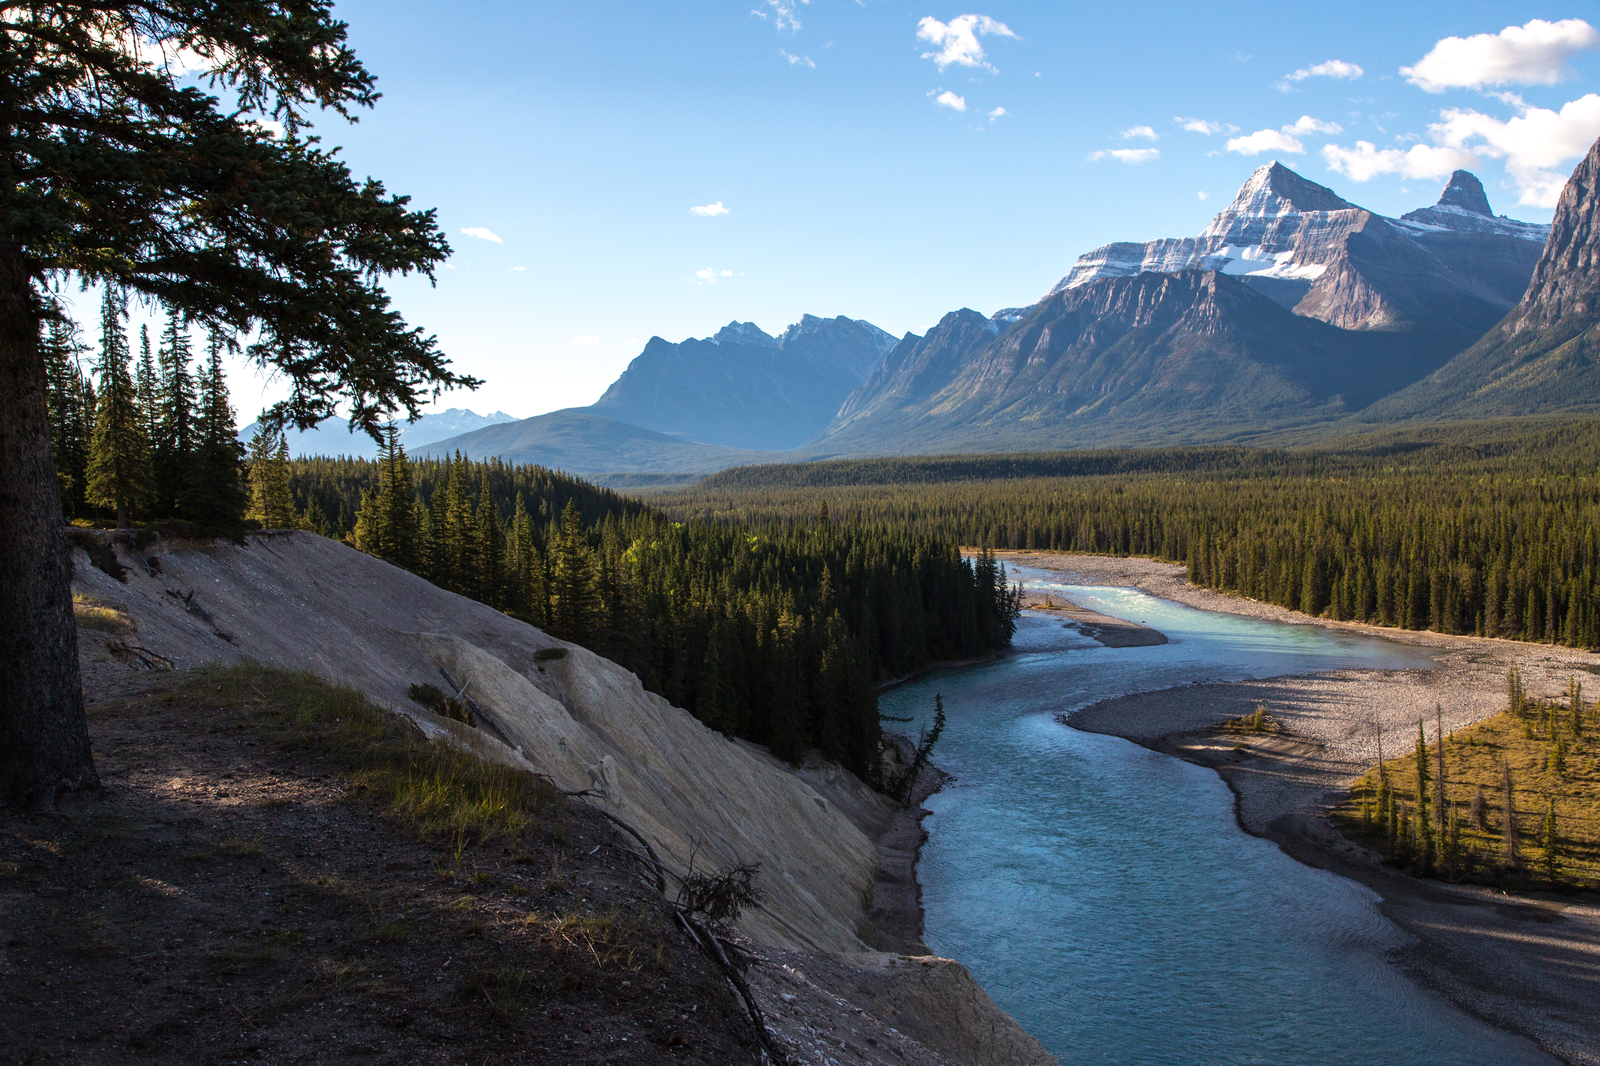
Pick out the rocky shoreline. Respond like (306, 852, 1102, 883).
(1012, 551, 1600, 1066)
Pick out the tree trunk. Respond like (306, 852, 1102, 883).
(0, 242, 97, 808)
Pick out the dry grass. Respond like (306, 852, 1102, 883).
(173, 663, 563, 843)
(73, 592, 135, 633)
(1215, 702, 1287, 736)
(537, 905, 647, 972)
(1335, 687, 1600, 890)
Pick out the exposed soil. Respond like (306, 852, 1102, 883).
(859, 737, 950, 957)
(28, 533, 1062, 1066)
(0, 671, 761, 1066)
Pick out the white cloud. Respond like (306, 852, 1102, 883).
(1429, 93, 1600, 205)
(1227, 129, 1305, 154)
(1197, 191, 1210, 200)
(1403, 19, 1600, 93)
(1276, 59, 1365, 91)
(1321, 141, 1481, 182)
(461, 227, 503, 243)
(1088, 148, 1160, 164)
(509, 266, 525, 272)
(988, 106, 1007, 123)
(780, 49, 814, 67)
(246, 118, 285, 139)
(720, 270, 733, 276)
(690, 201, 730, 216)
(1287, 115, 1342, 135)
(932, 89, 967, 112)
(694, 267, 735, 284)
(1120, 124, 1159, 141)
(917, 14, 1017, 73)
(569, 335, 600, 347)
(1226, 116, 1341, 155)
(752, 0, 807, 32)
(1177, 117, 1231, 135)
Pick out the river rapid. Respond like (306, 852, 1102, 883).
(880, 568, 1555, 1065)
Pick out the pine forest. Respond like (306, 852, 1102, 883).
(655, 420, 1600, 651)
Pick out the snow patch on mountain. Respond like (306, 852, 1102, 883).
(1047, 162, 1544, 300)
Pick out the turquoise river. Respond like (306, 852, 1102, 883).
(879, 566, 1555, 1065)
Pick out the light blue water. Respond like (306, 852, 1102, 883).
(880, 567, 1553, 1065)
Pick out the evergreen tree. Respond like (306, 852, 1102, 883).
(247, 427, 294, 529)
(372, 423, 416, 568)
(135, 324, 160, 447)
(438, 452, 477, 595)
(1542, 797, 1559, 885)
(1435, 705, 1448, 852)
(179, 333, 247, 534)
(417, 493, 444, 586)
(351, 485, 380, 552)
(508, 493, 538, 618)
(2, 0, 471, 807)
(41, 317, 94, 517)
(85, 289, 150, 527)
(1413, 718, 1432, 871)
(475, 473, 504, 608)
(550, 499, 595, 645)
(1501, 759, 1520, 871)
(304, 494, 331, 536)
(153, 312, 197, 518)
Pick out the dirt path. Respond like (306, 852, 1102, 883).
(1010, 551, 1600, 1066)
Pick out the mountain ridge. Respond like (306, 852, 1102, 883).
(1366, 137, 1600, 421)
(588, 314, 896, 450)
(809, 163, 1553, 458)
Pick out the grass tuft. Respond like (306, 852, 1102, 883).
(172, 663, 562, 843)
(73, 593, 135, 633)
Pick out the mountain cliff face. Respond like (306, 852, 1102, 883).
(1045, 163, 1544, 341)
(589, 315, 896, 450)
(1369, 138, 1600, 420)
(811, 271, 1421, 454)
(814, 165, 1551, 456)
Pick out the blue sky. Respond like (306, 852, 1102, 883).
(85, 3, 1600, 424)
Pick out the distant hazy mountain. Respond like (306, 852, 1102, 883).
(812, 164, 1551, 457)
(588, 315, 897, 450)
(416, 408, 785, 474)
(240, 408, 517, 459)
(1368, 137, 1600, 421)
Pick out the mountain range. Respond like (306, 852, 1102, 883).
(1367, 139, 1600, 422)
(241, 408, 518, 460)
(411, 151, 1600, 476)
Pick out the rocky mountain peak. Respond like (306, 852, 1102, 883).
(1435, 170, 1494, 217)
(709, 321, 779, 348)
(1516, 136, 1600, 331)
(1216, 161, 1357, 220)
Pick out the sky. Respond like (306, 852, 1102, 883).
(65, 3, 1600, 427)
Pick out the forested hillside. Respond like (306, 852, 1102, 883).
(257, 444, 1020, 778)
(659, 419, 1600, 650)
(45, 294, 1020, 778)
